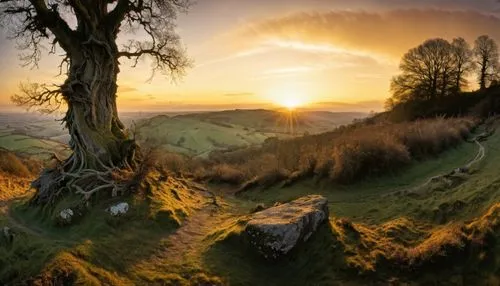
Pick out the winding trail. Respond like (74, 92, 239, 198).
(376, 125, 495, 199)
(159, 206, 231, 263)
(132, 199, 242, 276)
(402, 126, 494, 196)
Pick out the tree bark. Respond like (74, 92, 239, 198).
(32, 33, 139, 204)
(480, 59, 488, 90)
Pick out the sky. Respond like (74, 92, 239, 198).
(2, 0, 500, 112)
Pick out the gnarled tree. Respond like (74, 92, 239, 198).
(0, 0, 191, 205)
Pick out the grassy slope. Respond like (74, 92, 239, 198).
(239, 139, 479, 224)
(202, 126, 500, 285)
(1, 123, 499, 285)
(0, 170, 222, 285)
(238, 125, 499, 225)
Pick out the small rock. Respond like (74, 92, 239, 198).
(58, 208, 74, 224)
(107, 202, 129, 216)
(244, 195, 329, 259)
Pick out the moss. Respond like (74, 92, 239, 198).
(144, 170, 206, 226)
(32, 252, 132, 285)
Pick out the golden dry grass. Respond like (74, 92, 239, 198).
(161, 117, 478, 187)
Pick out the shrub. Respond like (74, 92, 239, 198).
(167, 117, 478, 188)
(331, 135, 411, 183)
(0, 150, 32, 177)
(207, 164, 247, 185)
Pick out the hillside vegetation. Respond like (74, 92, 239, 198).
(135, 110, 365, 157)
(154, 117, 478, 189)
(0, 117, 499, 284)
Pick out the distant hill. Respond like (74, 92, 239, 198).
(0, 114, 69, 160)
(135, 109, 366, 157)
(0, 110, 366, 159)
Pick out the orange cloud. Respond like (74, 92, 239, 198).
(228, 9, 500, 59)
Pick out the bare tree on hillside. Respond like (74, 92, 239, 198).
(0, 0, 191, 205)
(473, 35, 499, 90)
(451, 37, 474, 92)
(390, 38, 455, 105)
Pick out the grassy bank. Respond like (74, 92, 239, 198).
(155, 117, 478, 189)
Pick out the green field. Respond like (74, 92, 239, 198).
(0, 133, 70, 160)
(136, 116, 269, 156)
(136, 110, 366, 156)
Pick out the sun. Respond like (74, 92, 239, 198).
(268, 85, 308, 110)
(280, 97, 303, 110)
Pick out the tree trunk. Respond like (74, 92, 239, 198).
(64, 49, 133, 171)
(431, 72, 438, 100)
(480, 59, 488, 90)
(455, 65, 462, 93)
(32, 34, 139, 205)
(441, 71, 448, 97)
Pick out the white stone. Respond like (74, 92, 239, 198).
(107, 202, 129, 216)
(59, 209, 74, 221)
(245, 195, 329, 259)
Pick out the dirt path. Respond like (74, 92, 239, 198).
(134, 199, 240, 273)
(163, 207, 230, 262)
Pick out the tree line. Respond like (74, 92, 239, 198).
(388, 35, 499, 107)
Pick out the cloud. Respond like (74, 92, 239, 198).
(338, 0, 500, 11)
(228, 9, 500, 59)
(121, 93, 156, 102)
(117, 85, 138, 93)
(262, 66, 316, 76)
(223, 92, 254, 97)
(310, 100, 385, 112)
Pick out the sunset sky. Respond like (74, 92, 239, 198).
(2, 0, 500, 112)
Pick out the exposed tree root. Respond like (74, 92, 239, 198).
(30, 145, 139, 206)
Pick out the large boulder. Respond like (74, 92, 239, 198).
(245, 195, 329, 259)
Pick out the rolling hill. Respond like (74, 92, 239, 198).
(135, 109, 366, 156)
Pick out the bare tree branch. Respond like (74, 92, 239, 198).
(11, 82, 64, 114)
(118, 39, 192, 80)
